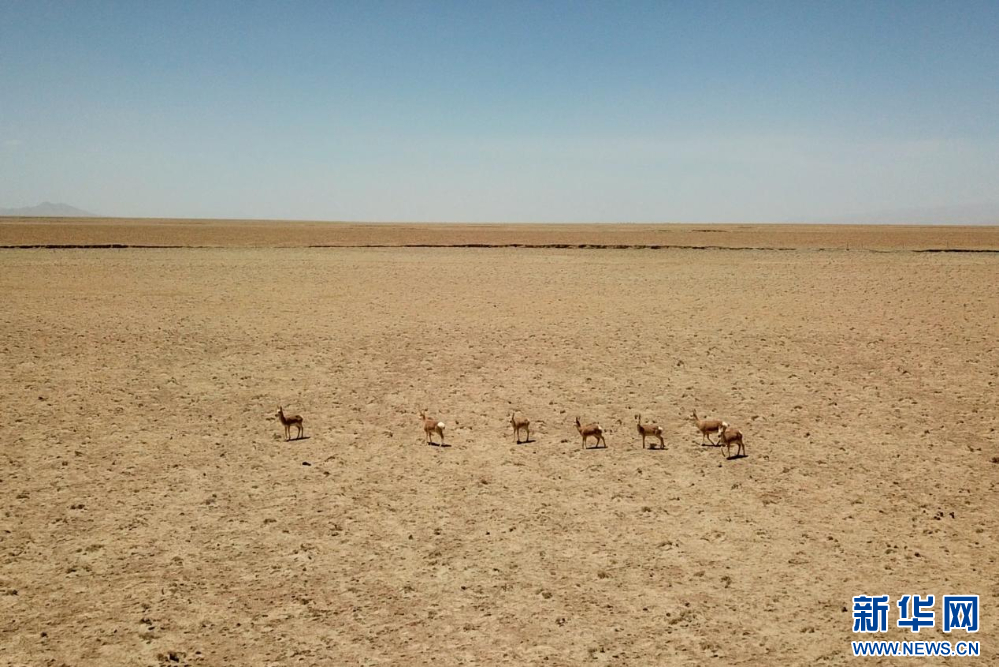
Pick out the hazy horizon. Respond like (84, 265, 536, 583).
(2, 2, 998, 224)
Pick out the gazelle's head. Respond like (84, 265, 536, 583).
(574, 416, 581, 427)
(720, 421, 729, 433)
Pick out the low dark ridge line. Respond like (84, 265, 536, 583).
(310, 243, 803, 251)
(1, 243, 997, 253)
(913, 248, 999, 254)
(0, 244, 191, 249)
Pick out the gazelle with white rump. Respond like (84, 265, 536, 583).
(276, 406, 304, 441)
(691, 410, 723, 445)
(635, 414, 665, 449)
(510, 412, 530, 444)
(718, 422, 746, 459)
(575, 416, 606, 449)
(420, 410, 446, 446)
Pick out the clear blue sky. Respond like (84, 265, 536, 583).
(2, 1, 998, 222)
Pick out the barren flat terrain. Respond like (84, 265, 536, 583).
(2, 217, 999, 251)
(1, 222, 998, 665)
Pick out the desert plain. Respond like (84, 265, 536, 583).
(1, 219, 998, 666)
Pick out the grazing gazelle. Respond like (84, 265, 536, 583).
(691, 410, 723, 445)
(420, 410, 446, 446)
(510, 412, 531, 444)
(276, 406, 304, 441)
(575, 416, 606, 449)
(635, 414, 665, 449)
(718, 422, 746, 459)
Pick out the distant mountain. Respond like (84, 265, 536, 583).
(0, 202, 96, 217)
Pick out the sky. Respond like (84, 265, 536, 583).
(1, 1, 998, 223)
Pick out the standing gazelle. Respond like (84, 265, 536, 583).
(420, 410, 446, 446)
(575, 417, 606, 449)
(635, 414, 665, 449)
(276, 406, 304, 441)
(719, 422, 746, 459)
(691, 410, 723, 445)
(510, 412, 530, 444)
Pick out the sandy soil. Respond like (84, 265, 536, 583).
(1, 228, 997, 665)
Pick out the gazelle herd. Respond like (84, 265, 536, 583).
(274, 406, 748, 459)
